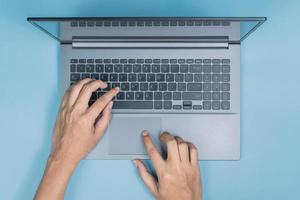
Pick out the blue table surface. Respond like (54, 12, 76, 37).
(1, 0, 300, 199)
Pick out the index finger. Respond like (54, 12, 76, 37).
(86, 87, 119, 120)
(142, 131, 165, 172)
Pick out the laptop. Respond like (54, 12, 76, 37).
(28, 17, 266, 160)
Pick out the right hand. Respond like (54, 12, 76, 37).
(134, 131, 202, 200)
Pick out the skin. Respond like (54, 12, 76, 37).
(34, 78, 202, 200)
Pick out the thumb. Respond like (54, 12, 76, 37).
(133, 159, 159, 198)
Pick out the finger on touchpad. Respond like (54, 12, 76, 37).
(108, 117, 162, 155)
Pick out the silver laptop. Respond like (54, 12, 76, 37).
(28, 17, 266, 160)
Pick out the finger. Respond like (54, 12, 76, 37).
(67, 78, 95, 108)
(142, 131, 164, 171)
(75, 80, 108, 108)
(87, 87, 119, 120)
(60, 88, 70, 109)
(159, 132, 180, 162)
(94, 101, 113, 140)
(133, 159, 158, 198)
(174, 136, 189, 163)
(187, 142, 199, 166)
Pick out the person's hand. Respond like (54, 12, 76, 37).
(134, 131, 202, 200)
(50, 78, 119, 164)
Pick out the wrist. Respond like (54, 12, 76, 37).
(48, 149, 80, 170)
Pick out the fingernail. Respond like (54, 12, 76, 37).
(114, 87, 120, 92)
(132, 160, 138, 167)
(142, 131, 148, 137)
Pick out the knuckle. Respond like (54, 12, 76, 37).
(166, 138, 177, 146)
(147, 147, 157, 156)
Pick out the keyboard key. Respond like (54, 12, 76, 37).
(153, 59, 160, 63)
(124, 64, 132, 72)
(170, 59, 177, 64)
(212, 92, 220, 100)
(138, 74, 146, 82)
(203, 59, 211, 64)
(221, 92, 230, 100)
(133, 64, 142, 72)
(212, 59, 221, 64)
(70, 64, 76, 72)
(163, 92, 172, 100)
(173, 92, 181, 100)
(173, 105, 182, 110)
(159, 83, 167, 91)
(185, 74, 193, 82)
(195, 59, 202, 63)
(187, 59, 194, 64)
(203, 83, 211, 91)
(222, 65, 230, 73)
(203, 74, 211, 82)
(183, 101, 192, 106)
(145, 92, 153, 100)
(104, 59, 111, 63)
(221, 101, 230, 110)
(79, 59, 86, 63)
(77, 64, 85, 72)
(162, 59, 169, 63)
(96, 64, 104, 72)
(95, 59, 103, 63)
(178, 83, 186, 91)
(194, 74, 202, 82)
(163, 101, 172, 109)
(81, 73, 90, 79)
(70, 73, 80, 81)
(71, 59, 78, 63)
(145, 59, 152, 64)
(121, 83, 129, 91)
(105, 64, 113, 72)
(116, 92, 125, 100)
(180, 64, 189, 73)
(152, 64, 160, 72)
(222, 59, 230, 64)
(114, 64, 123, 72)
(140, 83, 148, 91)
(126, 92, 134, 100)
(203, 101, 211, 110)
(211, 81, 220, 90)
(154, 92, 163, 100)
(168, 83, 177, 91)
(130, 83, 139, 91)
(119, 74, 127, 82)
(222, 83, 230, 91)
(222, 74, 230, 82)
(203, 92, 211, 100)
(182, 92, 202, 100)
(175, 74, 184, 82)
(128, 74, 137, 82)
(110, 74, 118, 81)
(190, 64, 202, 73)
(91, 73, 99, 80)
(100, 74, 108, 81)
(154, 101, 163, 109)
(193, 105, 202, 110)
(166, 74, 175, 82)
(149, 83, 158, 91)
(112, 59, 119, 63)
(161, 64, 170, 72)
(147, 74, 155, 82)
(113, 101, 153, 109)
(112, 82, 120, 88)
(212, 74, 221, 82)
(135, 92, 144, 100)
(142, 64, 151, 72)
(212, 65, 221, 73)
(171, 65, 179, 73)
(137, 59, 144, 63)
(187, 83, 202, 91)
(212, 101, 220, 110)
(203, 65, 211, 73)
(120, 59, 127, 63)
(178, 59, 185, 64)
(87, 59, 94, 63)
(157, 74, 165, 82)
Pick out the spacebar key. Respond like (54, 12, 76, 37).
(113, 101, 153, 109)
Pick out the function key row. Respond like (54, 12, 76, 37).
(70, 58, 230, 64)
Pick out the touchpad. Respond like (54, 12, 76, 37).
(109, 117, 162, 155)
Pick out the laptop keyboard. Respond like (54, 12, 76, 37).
(70, 58, 231, 111)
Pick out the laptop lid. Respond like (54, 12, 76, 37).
(27, 17, 266, 48)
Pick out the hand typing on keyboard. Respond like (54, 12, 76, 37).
(34, 79, 202, 200)
(35, 78, 119, 200)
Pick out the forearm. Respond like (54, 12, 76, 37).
(34, 153, 78, 200)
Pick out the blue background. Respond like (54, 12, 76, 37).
(1, 0, 300, 199)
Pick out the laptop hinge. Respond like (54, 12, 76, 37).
(71, 37, 229, 49)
